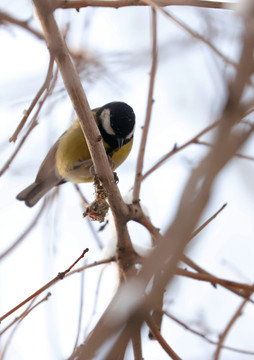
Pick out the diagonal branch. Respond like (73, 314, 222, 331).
(9, 54, 54, 143)
(141, 119, 220, 182)
(31, 0, 138, 277)
(72, 3, 254, 358)
(214, 297, 250, 359)
(0, 10, 44, 40)
(32, 0, 128, 217)
(163, 309, 254, 356)
(144, 0, 237, 67)
(146, 315, 181, 360)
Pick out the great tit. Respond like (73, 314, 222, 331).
(17, 101, 135, 207)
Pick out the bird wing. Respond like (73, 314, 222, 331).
(35, 140, 61, 183)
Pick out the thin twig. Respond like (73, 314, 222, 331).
(73, 266, 85, 352)
(9, 55, 54, 143)
(0, 198, 49, 261)
(163, 310, 254, 356)
(0, 66, 58, 177)
(175, 268, 254, 294)
(74, 184, 103, 249)
(0, 122, 38, 177)
(190, 203, 227, 240)
(214, 297, 250, 359)
(0, 293, 51, 360)
(66, 257, 115, 277)
(0, 298, 37, 337)
(141, 119, 220, 182)
(143, 0, 236, 67)
(74, 184, 89, 206)
(146, 314, 182, 360)
(55, 0, 236, 10)
(195, 139, 254, 162)
(0, 293, 51, 336)
(182, 255, 253, 302)
(82, 263, 109, 339)
(133, 8, 157, 203)
(0, 249, 88, 323)
(0, 10, 44, 40)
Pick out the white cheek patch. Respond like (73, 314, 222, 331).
(100, 109, 115, 136)
(126, 126, 135, 140)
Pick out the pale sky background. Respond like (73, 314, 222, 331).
(1, 1, 254, 359)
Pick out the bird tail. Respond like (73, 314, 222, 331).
(16, 181, 56, 207)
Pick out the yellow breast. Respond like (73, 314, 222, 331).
(55, 119, 133, 183)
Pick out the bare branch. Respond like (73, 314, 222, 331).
(214, 297, 250, 359)
(0, 293, 50, 360)
(144, 0, 237, 67)
(0, 197, 48, 261)
(32, 0, 128, 215)
(131, 329, 143, 360)
(0, 293, 51, 336)
(133, 8, 158, 203)
(190, 203, 227, 240)
(74, 3, 254, 356)
(66, 257, 115, 277)
(73, 270, 85, 352)
(32, 1, 138, 278)
(9, 55, 54, 143)
(0, 10, 44, 40)
(163, 310, 254, 356)
(175, 268, 254, 294)
(146, 315, 182, 360)
(0, 249, 88, 323)
(141, 119, 220, 182)
(0, 64, 58, 177)
(182, 255, 253, 301)
(55, 0, 236, 11)
(195, 139, 254, 162)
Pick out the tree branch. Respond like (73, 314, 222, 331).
(0, 10, 44, 40)
(214, 297, 250, 359)
(133, 8, 157, 203)
(55, 0, 236, 11)
(72, 3, 254, 357)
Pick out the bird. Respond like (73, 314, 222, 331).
(17, 101, 135, 207)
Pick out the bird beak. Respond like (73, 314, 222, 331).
(117, 138, 124, 149)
